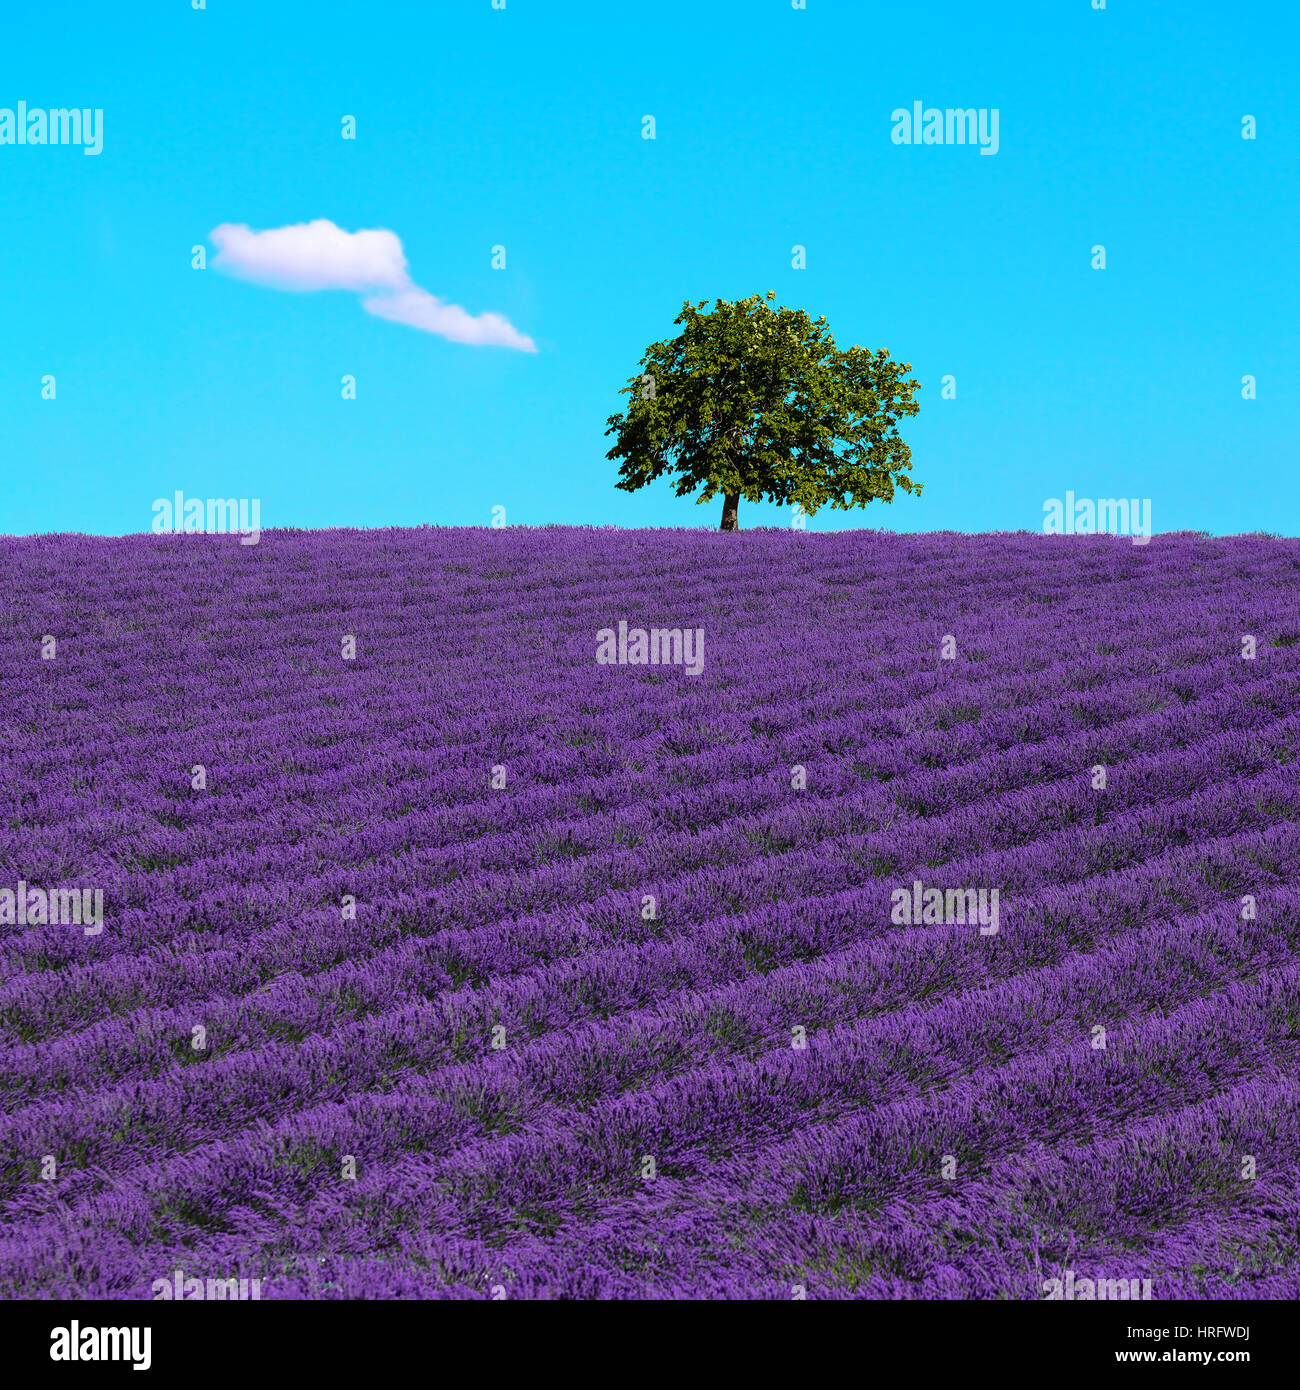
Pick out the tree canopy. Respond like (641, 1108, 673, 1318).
(606, 292, 922, 530)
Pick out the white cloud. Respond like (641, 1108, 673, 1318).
(209, 218, 535, 351)
(362, 286, 537, 352)
(210, 220, 408, 292)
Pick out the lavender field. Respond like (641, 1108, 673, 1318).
(2, 526, 1298, 1301)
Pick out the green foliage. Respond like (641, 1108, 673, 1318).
(605, 292, 922, 528)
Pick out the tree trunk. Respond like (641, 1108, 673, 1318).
(720, 493, 740, 531)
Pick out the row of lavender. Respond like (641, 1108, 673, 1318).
(0, 528, 1297, 1298)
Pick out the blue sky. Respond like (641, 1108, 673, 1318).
(1, 0, 1295, 536)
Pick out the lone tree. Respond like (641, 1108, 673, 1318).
(606, 292, 922, 531)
